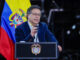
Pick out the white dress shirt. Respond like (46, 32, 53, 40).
(28, 21, 39, 42)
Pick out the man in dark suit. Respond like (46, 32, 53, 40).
(15, 5, 62, 60)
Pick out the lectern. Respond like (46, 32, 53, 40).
(15, 42, 58, 59)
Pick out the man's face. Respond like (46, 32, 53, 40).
(28, 8, 41, 25)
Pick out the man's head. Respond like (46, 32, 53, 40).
(27, 5, 41, 26)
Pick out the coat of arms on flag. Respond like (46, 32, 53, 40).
(9, 9, 27, 28)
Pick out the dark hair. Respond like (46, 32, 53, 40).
(27, 5, 41, 14)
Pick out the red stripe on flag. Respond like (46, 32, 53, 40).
(0, 27, 17, 60)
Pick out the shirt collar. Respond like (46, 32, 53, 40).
(28, 21, 32, 30)
(28, 21, 39, 30)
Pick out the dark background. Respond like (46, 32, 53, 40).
(0, 0, 80, 60)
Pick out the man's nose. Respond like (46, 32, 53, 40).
(35, 15, 40, 18)
(35, 13, 41, 17)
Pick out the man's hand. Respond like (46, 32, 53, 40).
(58, 45, 62, 52)
(30, 27, 38, 37)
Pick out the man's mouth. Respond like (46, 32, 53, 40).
(34, 19, 38, 21)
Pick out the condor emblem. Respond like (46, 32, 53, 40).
(31, 44, 41, 55)
(9, 9, 27, 28)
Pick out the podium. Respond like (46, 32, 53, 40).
(15, 42, 58, 59)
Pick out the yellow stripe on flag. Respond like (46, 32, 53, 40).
(6, 0, 31, 13)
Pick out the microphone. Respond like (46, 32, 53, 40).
(34, 24, 39, 33)
(34, 24, 39, 42)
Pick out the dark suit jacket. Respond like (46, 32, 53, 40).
(15, 22, 59, 60)
(15, 22, 58, 43)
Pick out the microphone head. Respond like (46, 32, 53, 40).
(34, 24, 39, 29)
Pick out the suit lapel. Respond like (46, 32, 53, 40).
(38, 23, 42, 42)
(25, 22, 31, 34)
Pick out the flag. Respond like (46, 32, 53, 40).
(0, 0, 31, 60)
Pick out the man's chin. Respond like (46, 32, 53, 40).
(35, 22, 39, 24)
(34, 22, 40, 24)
